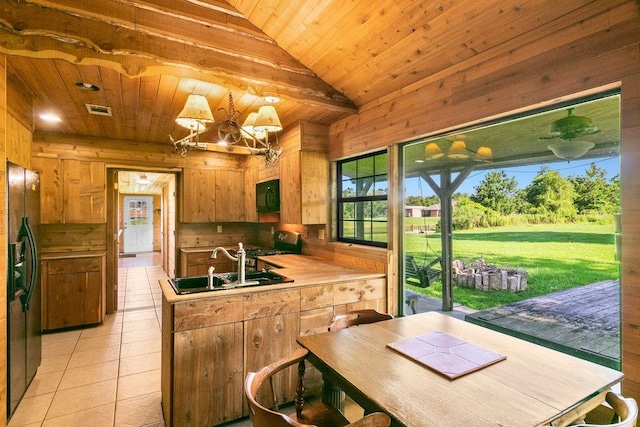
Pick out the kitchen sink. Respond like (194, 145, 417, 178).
(219, 271, 294, 286)
(169, 271, 293, 295)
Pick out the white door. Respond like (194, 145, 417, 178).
(123, 196, 154, 253)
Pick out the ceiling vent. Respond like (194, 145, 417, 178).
(86, 104, 112, 116)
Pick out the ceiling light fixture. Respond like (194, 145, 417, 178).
(474, 146, 493, 163)
(547, 140, 595, 161)
(136, 174, 151, 185)
(540, 108, 600, 161)
(262, 93, 281, 103)
(422, 139, 492, 163)
(40, 113, 62, 122)
(447, 140, 470, 159)
(75, 82, 100, 91)
(171, 92, 283, 166)
(424, 142, 444, 160)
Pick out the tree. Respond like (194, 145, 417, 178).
(569, 163, 619, 214)
(524, 166, 576, 219)
(471, 171, 518, 214)
(405, 195, 439, 207)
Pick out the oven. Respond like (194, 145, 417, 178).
(245, 230, 302, 271)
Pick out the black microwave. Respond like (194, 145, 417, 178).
(256, 179, 280, 213)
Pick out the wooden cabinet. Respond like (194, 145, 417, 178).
(42, 254, 106, 330)
(179, 249, 235, 277)
(244, 165, 259, 222)
(181, 168, 245, 222)
(244, 312, 301, 405)
(280, 150, 328, 224)
(279, 121, 329, 225)
(181, 168, 216, 222)
(161, 273, 386, 426)
(31, 158, 106, 224)
(162, 296, 245, 427)
(216, 170, 245, 221)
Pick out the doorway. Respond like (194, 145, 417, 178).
(106, 168, 177, 313)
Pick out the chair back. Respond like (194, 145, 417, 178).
(329, 309, 393, 331)
(245, 348, 392, 427)
(573, 391, 638, 427)
(245, 348, 311, 427)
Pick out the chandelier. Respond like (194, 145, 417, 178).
(170, 93, 283, 166)
(423, 138, 492, 163)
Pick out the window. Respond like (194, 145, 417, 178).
(337, 151, 388, 247)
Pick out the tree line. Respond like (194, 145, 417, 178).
(407, 163, 620, 230)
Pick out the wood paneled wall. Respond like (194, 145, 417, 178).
(0, 54, 8, 425)
(328, 7, 640, 402)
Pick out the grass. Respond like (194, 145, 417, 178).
(404, 220, 618, 310)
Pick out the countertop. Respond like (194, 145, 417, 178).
(41, 251, 107, 260)
(160, 254, 386, 303)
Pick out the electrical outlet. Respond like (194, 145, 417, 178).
(271, 226, 274, 234)
(318, 229, 325, 240)
(217, 225, 222, 233)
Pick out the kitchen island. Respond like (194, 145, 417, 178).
(159, 254, 387, 427)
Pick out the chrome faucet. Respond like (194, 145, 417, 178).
(207, 266, 215, 289)
(211, 243, 246, 284)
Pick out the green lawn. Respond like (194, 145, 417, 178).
(405, 221, 618, 310)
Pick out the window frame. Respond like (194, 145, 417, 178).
(336, 150, 388, 248)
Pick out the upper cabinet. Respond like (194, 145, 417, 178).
(216, 170, 245, 222)
(32, 158, 106, 224)
(181, 168, 216, 223)
(244, 166, 258, 223)
(279, 122, 329, 225)
(181, 168, 245, 223)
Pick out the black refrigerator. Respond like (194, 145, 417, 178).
(6, 161, 41, 418)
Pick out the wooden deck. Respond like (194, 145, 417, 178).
(465, 280, 620, 369)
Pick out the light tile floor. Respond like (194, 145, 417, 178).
(8, 253, 166, 427)
(8, 252, 362, 427)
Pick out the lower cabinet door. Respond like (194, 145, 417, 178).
(172, 322, 244, 426)
(42, 256, 105, 330)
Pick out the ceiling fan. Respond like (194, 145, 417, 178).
(540, 108, 600, 160)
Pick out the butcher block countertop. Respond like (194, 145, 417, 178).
(159, 254, 385, 303)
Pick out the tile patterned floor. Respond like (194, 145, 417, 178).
(8, 253, 166, 427)
(8, 252, 361, 427)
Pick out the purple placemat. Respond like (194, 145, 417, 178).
(387, 331, 506, 379)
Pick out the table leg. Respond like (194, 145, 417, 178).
(322, 375, 346, 413)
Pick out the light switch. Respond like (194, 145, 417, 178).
(217, 225, 222, 233)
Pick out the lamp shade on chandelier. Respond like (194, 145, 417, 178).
(253, 105, 283, 133)
(175, 94, 214, 131)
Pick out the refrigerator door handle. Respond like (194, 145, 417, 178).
(18, 217, 38, 312)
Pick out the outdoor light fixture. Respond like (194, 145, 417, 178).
(170, 93, 283, 166)
(540, 108, 600, 161)
(547, 140, 595, 161)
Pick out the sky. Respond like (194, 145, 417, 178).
(405, 155, 620, 197)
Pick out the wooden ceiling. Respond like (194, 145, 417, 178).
(0, 0, 626, 163)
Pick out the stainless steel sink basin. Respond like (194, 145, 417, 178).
(169, 271, 293, 295)
(220, 271, 294, 286)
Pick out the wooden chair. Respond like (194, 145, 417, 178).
(329, 309, 393, 332)
(572, 391, 638, 427)
(245, 348, 391, 427)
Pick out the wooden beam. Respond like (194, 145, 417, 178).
(0, 0, 357, 113)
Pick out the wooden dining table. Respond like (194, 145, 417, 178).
(296, 312, 624, 427)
